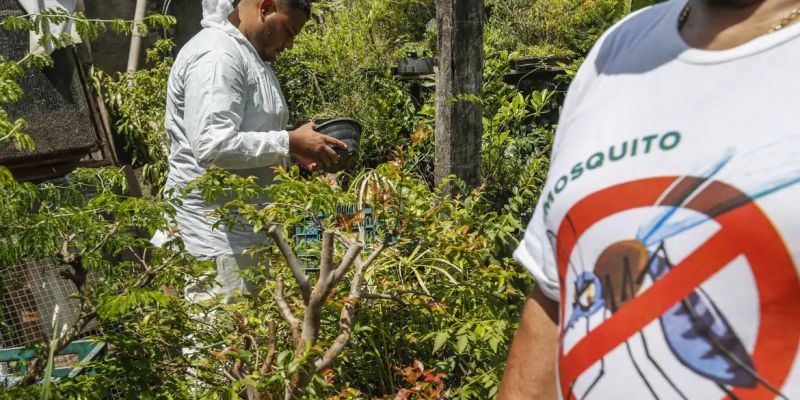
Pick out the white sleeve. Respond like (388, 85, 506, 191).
(514, 198, 561, 301)
(184, 50, 289, 170)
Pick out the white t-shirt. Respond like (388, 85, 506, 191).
(514, 0, 800, 398)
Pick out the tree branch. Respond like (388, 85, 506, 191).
(260, 320, 277, 376)
(314, 239, 390, 373)
(362, 292, 407, 306)
(361, 240, 389, 271)
(313, 259, 366, 373)
(274, 274, 301, 346)
(329, 242, 363, 286)
(268, 225, 310, 304)
(317, 230, 335, 295)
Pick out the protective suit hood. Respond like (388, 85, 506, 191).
(202, 0, 234, 27)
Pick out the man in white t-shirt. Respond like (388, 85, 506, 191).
(158, 0, 346, 303)
(499, 0, 800, 398)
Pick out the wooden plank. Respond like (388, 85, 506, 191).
(434, 0, 484, 191)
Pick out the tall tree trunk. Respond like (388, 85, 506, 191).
(435, 0, 484, 192)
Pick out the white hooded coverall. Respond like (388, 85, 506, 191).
(158, 0, 289, 302)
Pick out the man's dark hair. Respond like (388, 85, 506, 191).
(280, 0, 316, 17)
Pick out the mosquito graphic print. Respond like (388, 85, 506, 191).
(548, 152, 800, 400)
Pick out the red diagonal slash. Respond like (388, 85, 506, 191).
(558, 230, 738, 394)
(553, 177, 800, 399)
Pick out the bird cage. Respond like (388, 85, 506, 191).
(0, 0, 116, 182)
(0, 257, 102, 382)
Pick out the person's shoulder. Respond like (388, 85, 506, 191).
(599, 1, 680, 48)
(589, 0, 683, 71)
(176, 28, 243, 66)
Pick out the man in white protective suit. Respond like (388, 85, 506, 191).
(158, 0, 345, 304)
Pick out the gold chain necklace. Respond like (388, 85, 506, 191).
(678, 1, 800, 33)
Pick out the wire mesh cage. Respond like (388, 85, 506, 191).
(0, 0, 98, 164)
(0, 257, 100, 380)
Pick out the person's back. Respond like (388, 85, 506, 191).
(500, 0, 800, 398)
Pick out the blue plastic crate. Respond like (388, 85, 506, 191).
(293, 207, 380, 271)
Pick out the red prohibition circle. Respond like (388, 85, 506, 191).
(552, 176, 800, 399)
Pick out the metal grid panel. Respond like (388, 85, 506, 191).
(0, 258, 95, 349)
(0, 0, 98, 163)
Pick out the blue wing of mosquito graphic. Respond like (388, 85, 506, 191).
(634, 149, 800, 389)
(638, 145, 800, 247)
(648, 250, 757, 387)
(641, 173, 800, 246)
(636, 151, 734, 245)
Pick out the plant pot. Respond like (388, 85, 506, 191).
(315, 118, 362, 173)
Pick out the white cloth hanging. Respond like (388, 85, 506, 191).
(17, 0, 81, 55)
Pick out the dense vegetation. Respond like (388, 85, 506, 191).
(0, 0, 642, 398)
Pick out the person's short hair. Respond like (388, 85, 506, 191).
(280, 0, 316, 17)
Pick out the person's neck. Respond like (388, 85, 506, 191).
(680, 0, 800, 50)
(227, 8, 270, 60)
(228, 8, 241, 27)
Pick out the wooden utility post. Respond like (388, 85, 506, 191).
(435, 0, 484, 191)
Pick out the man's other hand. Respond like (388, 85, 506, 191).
(289, 122, 348, 168)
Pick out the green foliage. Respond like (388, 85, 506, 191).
(1, 8, 176, 44)
(274, 0, 431, 166)
(485, 0, 626, 58)
(94, 39, 175, 192)
(189, 143, 530, 398)
(0, 1, 631, 398)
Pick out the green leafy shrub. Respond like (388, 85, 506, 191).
(0, 1, 633, 398)
(93, 39, 175, 193)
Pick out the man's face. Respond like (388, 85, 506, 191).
(248, 1, 308, 61)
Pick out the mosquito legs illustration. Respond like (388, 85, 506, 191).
(578, 316, 604, 400)
(639, 331, 689, 400)
(625, 339, 660, 399)
(681, 289, 789, 400)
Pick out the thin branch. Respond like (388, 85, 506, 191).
(329, 242, 363, 286)
(133, 254, 176, 289)
(274, 274, 301, 346)
(88, 222, 121, 254)
(318, 230, 335, 293)
(221, 369, 238, 383)
(362, 292, 407, 306)
(192, 364, 238, 385)
(360, 240, 390, 271)
(268, 225, 310, 304)
(334, 232, 352, 248)
(260, 320, 277, 376)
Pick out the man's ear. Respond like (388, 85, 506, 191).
(259, 0, 279, 16)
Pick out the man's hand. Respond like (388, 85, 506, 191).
(289, 122, 348, 169)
